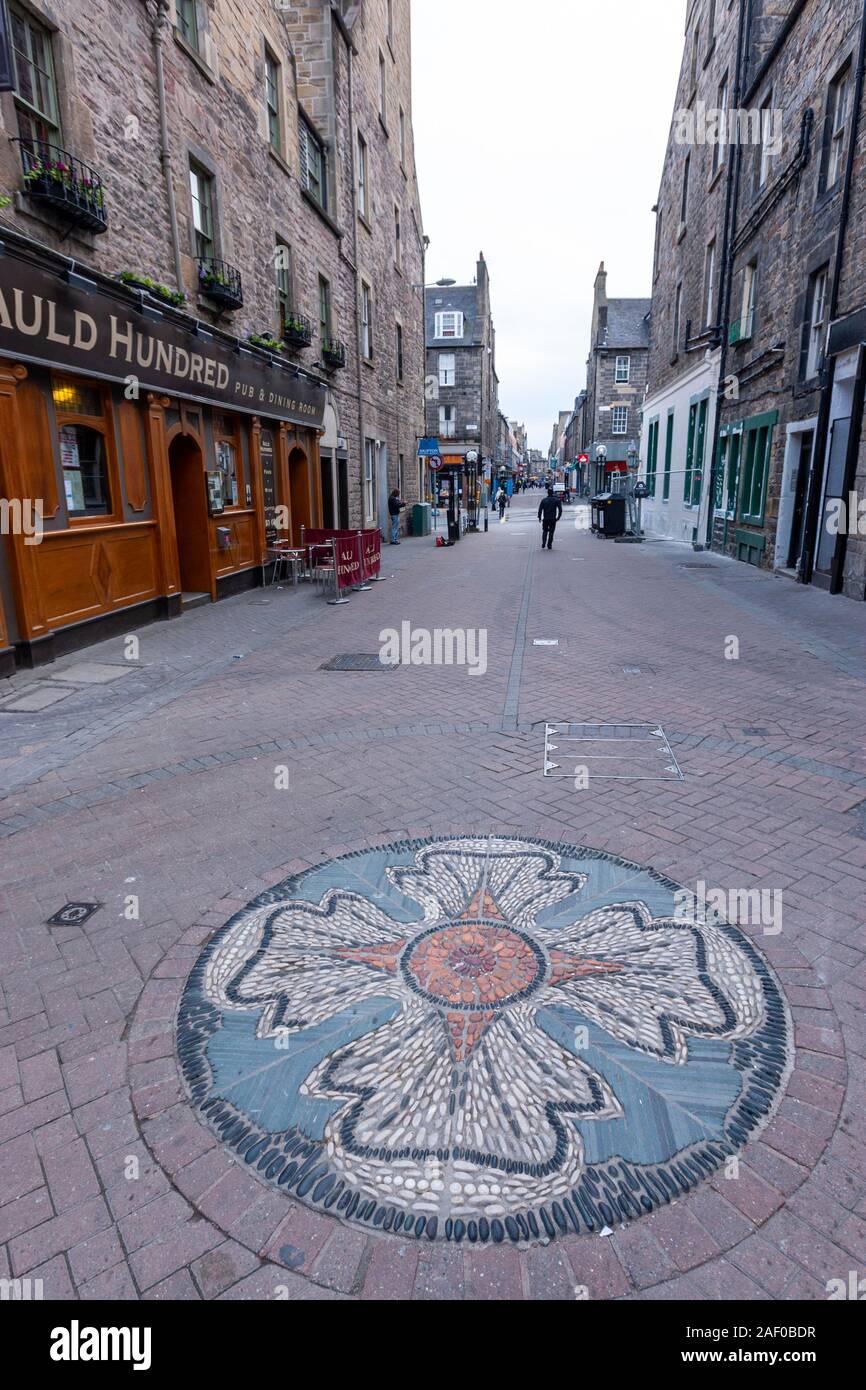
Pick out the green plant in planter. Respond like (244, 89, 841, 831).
(248, 334, 284, 353)
(283, 316, 310, 337)
(118, 271, 186, 307)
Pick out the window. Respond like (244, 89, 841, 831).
(823, 64, 852, 191)
(690, 23, 700, 91)
(646, 418, 659, 498)
(680, 153, 690, 226)
(740, 260, 757, 338)
(361, 281, 373, 360)
(364, 439, 376, 522)
(300, 119, 327, 210)
(265, 48, 283, 156)
(275, 238, 294, 325)
(379, 51, 387, 122)
(713, 75, 728, 174)
(434, 311, 463, 339)
(176, 0, 200, 53)
(214, 414, 241, 507)
(758, 87, 774, 189)
(9, 4, 60, 147)
(615, 356, 630, 384)
(707, 0, 717, 45)
(54, 378, 113, 519)
(357, 131, 368, 218)
(387, 0, 394, 46)
(399, 106, 406, 166)
(704, 239, 716, 327)
(672, 283, 682, 354)
(398, 453, 404, 497)
(715, 427, 742, 517)
(395, 322, 404, 382)
(662, 410, 674, 500)
(394, 203, 402, 269)
(189, 162, 215, 261)
(739, 412, 777, 524)
(439, 352, 456, 387)
(318, 275, 331, 343)
(440, 404, 456, 438)
(612, 406, 629, 435)
(804, 266, 828, 379)
(684, 397, 708, 508)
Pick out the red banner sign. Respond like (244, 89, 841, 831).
(304, 529, 381, 591)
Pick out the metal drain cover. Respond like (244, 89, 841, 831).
(543, 723, 684, 781)
(46, 902, 102, 927)
(320, 653, 399, 672)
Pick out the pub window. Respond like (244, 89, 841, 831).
(265, 47, 283, 157)
(176, 0, 201, 52)
(214, 414, 241, 507)
(189, 161, 215, 261)
(300, 119, 327, 211)
(53, 378, 113, 519)
(9, 3, 61, 148)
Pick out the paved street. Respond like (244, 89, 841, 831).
(1, 493, 865, 1302)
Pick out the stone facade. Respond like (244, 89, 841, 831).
(582, 264, 650, 493)
(644, 0, 866, 598)
(424, 252, 500, 475)
(0, 0, 425, 535)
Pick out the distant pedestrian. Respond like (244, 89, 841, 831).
(388, 489, 406, 544)
(497, 488, 508, 520)
(538, 486, 563, 549)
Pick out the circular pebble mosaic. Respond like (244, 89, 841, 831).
(178, 837, 792, 1246)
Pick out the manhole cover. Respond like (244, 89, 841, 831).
(742, 727, 771, 737)
(320, 654, 399, 672)
(0, 685, 77, 712)
(46, 901, 102, 927)
(44, 662, 133, 684)
(178, 836, 791, 1246)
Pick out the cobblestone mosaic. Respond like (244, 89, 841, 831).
(178, 837, 793, 1245)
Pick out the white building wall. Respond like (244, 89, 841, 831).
(639, 352, 720, 547)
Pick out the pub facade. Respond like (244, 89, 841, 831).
(0, 0, 425, 671)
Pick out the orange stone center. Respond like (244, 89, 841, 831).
(404, 922, 542, 1009)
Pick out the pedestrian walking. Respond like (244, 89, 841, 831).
(538, 485, 563, 549)
(497, 487, 508, 521)
(388, 488, 406, 544)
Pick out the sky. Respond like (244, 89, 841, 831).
(410, 0, 687, 451)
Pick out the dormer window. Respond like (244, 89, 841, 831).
(435, 311, 464, 339)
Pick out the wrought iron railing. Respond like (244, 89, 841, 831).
(16, 139, 107, 233)
(729, 310, 754, 346)
(197, 258, 244, 310)
(282, 311, 313, 348)
(322, 335, 346, 368)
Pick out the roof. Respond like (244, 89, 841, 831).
(600, 299, 652, 350)
(426, 285, 479, 347)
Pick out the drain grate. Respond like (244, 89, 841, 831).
(320, 653, 399, 672)
(46, 901, 102, 927)
(543, 723, 684, 782)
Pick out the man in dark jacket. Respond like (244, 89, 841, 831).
(387, 489, 405, 544)
(538, 487, 563, 549)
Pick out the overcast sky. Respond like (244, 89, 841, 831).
(411, 0, 687, 451)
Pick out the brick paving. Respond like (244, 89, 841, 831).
(0, 494, 865, 1301)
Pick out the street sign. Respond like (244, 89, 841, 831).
(418, 437, 442, 458)
(429, 456, 443, 470)
(578, 454, 589, 465)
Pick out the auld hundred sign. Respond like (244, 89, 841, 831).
(0, 255, 327, 429)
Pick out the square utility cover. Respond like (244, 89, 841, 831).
(44, 663, 134, 684)
(46, 902, 102, 927)
(320, 654, 399, 672)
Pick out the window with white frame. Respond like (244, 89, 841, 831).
(612, 406, 629, 435)
(741, 260, 757, 337)
(704, 239, 716, 327)
(357, 131, 368, 219)
(825, 64, 852, 191)
(364, 439, 376, 522)
(805, 266, 828, 379)
(614, 356, 630, 384)
(758, 87, 775, 189)
(300, 119, 327, 210)
(440, 404, 456, 438)
(361, 281, 373, 359)
(439, 352, 456, 387)
(434, 311, 463, 339)
(713, 74, 729, 174)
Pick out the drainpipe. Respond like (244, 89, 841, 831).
(703, 0, 750, 549)
(149, 0, 184, 292)
(798, 0, 866, 586)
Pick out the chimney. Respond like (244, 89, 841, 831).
(594, 261, 608, 308)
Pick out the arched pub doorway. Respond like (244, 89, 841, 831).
(168, 433, 211, 601)
(288, 445, 313, 547)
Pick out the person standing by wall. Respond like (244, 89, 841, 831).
(388, 489, 406, 544)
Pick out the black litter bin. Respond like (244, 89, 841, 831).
(595, 494, 626, 538)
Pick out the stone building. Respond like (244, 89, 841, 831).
(582, 263, 651, 494)
(424, 252, 500, 505)
(0, 0, 425, 671)
(640, 0, 740, 545)
(643, 0, 866, 600)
